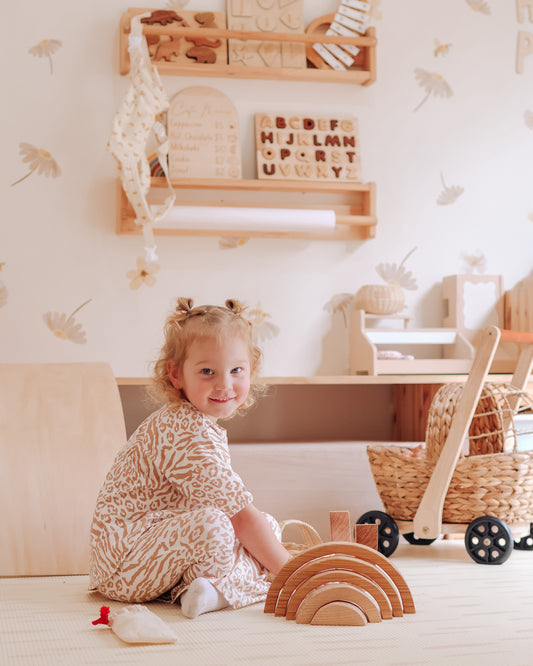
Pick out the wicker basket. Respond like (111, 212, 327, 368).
(367, 444, 533, 524)
(367, 383, 533, 525)
(426, 383, 506, 463)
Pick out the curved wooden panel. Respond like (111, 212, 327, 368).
(285, 569, 393, 621)
(266, 542, 415, 615)
(295, 582, 381, 624)
(0, 363, 127, 575)
(310, 601, 367, 626)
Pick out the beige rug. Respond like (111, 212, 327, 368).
(1, 541, 532, 665)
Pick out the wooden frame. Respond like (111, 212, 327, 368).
(116, 177, 377, 241)
(119, 9, 377, 85)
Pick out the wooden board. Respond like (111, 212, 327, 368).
(0, 363, 127, 575)
(255, 113, 362, 181)
(226, 0, 306, 68)
(168, 87, 241, 179)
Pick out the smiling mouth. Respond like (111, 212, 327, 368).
(209, 396, 236, 404)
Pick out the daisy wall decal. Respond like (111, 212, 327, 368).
(324, 293, 357, 326)
(437, 172, 464, 205)
(413, 68, 453, 112)
(248, 304, 280, 343)
(466, 0, 491, 15)
(43, 299, 91, 344)
(28, 39, 62, 74)
(11, 143, 61, 186)
(126, 256, 160, 289)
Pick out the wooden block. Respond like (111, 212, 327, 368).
(355, 523, 378, 550)
(295, 582, 382, 624)
(330, 511, 352, 542)
(310, 601, 367, 626)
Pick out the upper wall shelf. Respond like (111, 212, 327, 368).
(119, 9, 376, 85)
(116, 177, 377, 241)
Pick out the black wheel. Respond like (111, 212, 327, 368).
(514, 523, 533, 551)
(465, 516, 514, 565)
(402, 532, 437, 546)
(357, 510, 399, 558)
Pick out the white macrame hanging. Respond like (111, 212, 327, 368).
(108, 12, 175, 262)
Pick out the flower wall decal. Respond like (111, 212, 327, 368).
(466, 0, 491, 15)
(324, 293, 357, 326)
(461, 250, 487, 273)
(43, 299, 91, 344)
(413, 68, 453, 112)
(11, 143, 61, 186)
(126, 256, 160, 289)
(248, 304, 280, 343)
(524, 110, 533, 129)
(437, 172, 464, 205)
(434, 39, 452, 57)
(28, 39, 62, 74)
(376, 246, 419, 291)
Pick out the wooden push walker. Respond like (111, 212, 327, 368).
(359, 326, 533, 564)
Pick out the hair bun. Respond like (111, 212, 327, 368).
(176, 297, 194, 314)
(225, 298, 246, 315)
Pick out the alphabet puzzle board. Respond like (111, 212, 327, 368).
(227, 0, 306, 68)
(168, 87, 241, 179)
(255, 113, 362, 181)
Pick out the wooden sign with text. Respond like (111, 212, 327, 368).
(168, 87, 241, 179)
(255, 113, 362, 182)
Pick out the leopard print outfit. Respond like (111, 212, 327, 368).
(89, 400, 279, 608)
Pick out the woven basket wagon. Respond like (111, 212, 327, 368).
(367, 381, 533, 526)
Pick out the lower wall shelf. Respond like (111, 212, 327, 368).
(116, 177, 377, 241)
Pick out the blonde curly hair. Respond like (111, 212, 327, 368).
(151, 297, 264, 413)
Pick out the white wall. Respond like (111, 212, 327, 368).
(2, 0, 532, 378)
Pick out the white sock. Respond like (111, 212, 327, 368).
(180, 578, 229, 619)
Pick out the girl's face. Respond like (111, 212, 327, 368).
(168, 333, 251, 423)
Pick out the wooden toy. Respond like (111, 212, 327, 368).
(121, 9, 227, 70)
(167, 87, 241, 180)
(227, 0, 306, 69)
(311, 2, 371, 71)
(255, 112, 362, 182)
(265, 512, 412, 626)
(361, 326, 533, 564)
(265, 542, 415, 625)
(349, 309, 475, 375)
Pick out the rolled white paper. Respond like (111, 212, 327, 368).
(150, 205, 337, 233)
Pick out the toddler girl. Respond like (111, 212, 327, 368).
(89, 298, 290, 618)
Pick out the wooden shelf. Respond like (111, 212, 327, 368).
(119, 9, 376, 85)
(116, 374, 526, 387)
(116, 177, 377, 241)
